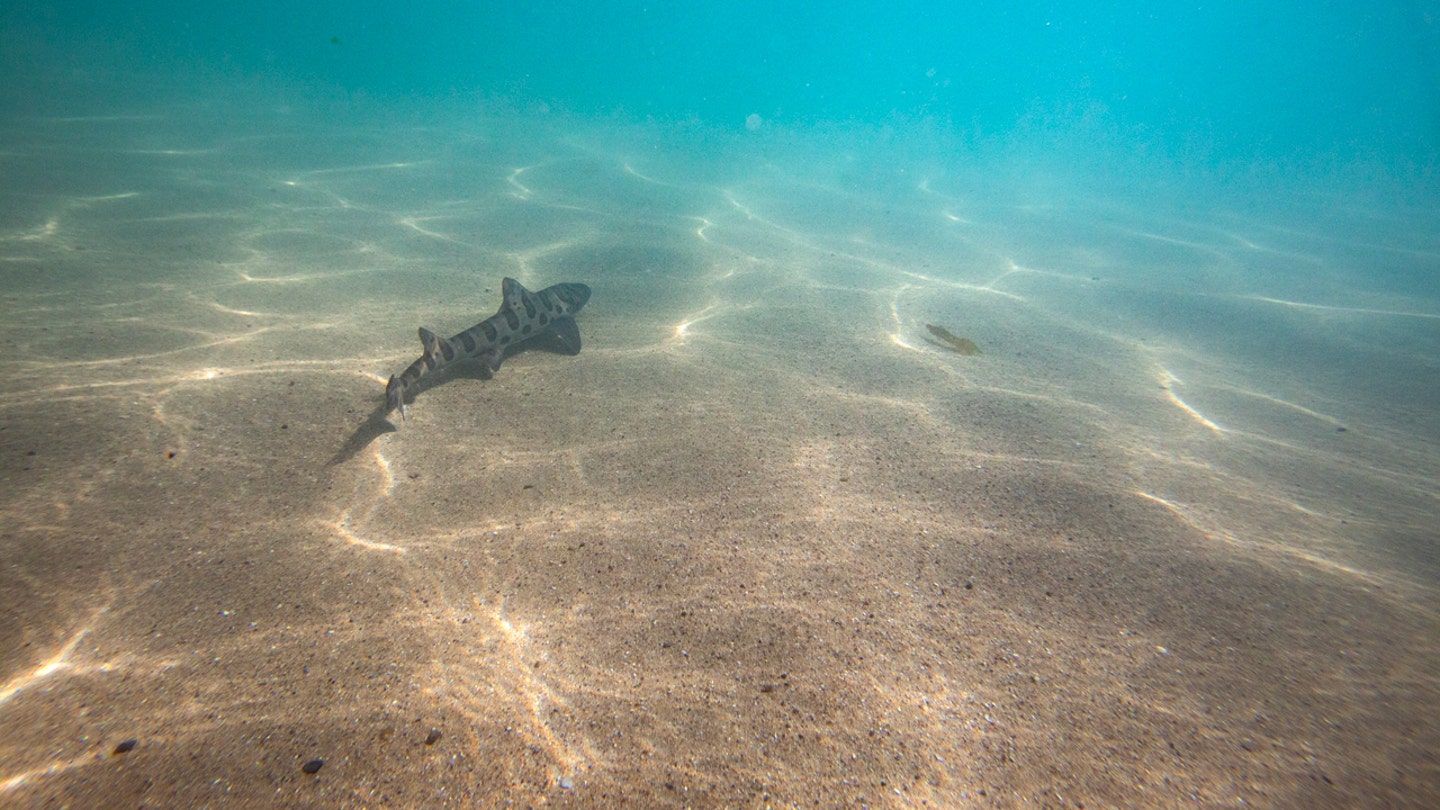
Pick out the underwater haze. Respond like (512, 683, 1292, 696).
(2, 1, 1439, 807)
(6, 2, 1440, 166)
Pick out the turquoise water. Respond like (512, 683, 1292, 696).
(1, 3, 1438, 806)
(8, 2, 1436, 162)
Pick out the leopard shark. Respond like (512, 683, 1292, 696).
(384, 277, 592, 420)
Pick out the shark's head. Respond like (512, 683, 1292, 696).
(551, 282, 591, 314)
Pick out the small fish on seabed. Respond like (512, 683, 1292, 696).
(925, 323, 980, 355)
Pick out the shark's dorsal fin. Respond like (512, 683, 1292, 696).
(418, 327, 457, 363)
(501, 277, 531, 312)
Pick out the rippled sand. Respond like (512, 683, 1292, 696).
(2, 103, 1437, 807)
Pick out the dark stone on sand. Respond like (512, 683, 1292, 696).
(302, 758, 324, 775)
(424, 728, 442, 745)
(113, 739, 137, 754)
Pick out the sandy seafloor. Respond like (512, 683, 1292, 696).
(1, 100, 1438, 809)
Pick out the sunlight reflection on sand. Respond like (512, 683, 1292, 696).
(2, 109, 1437, 806)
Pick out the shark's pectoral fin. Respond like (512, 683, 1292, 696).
(549, 316, 582, 354)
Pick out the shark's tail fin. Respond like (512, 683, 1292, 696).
(385, 375, 407, 421)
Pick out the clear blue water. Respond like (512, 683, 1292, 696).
(6, 2, 1438, 170)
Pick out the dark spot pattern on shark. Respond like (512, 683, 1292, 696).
(384, 278, 592, 421)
